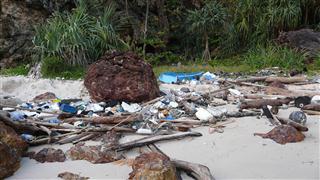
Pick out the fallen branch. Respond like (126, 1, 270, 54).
(276, 116, 308, 132)
(265, 76, 307, 84)
(64, 113, 142, 124)
(107, 131, 202, 151)
(235, 76, 267, 83)
(240, 98, 292, 110)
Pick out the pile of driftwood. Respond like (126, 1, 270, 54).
(0, 75, 319, 179)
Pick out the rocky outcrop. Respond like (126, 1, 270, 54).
(277, 29, 320, 59)
(129, 152, 177, 180)
(66, 142, 122, 164)
(0, 0, 75, 69)
(84, 52, 160, 103)
(30, 148, 66, 163)
(0, 121, 28, 178)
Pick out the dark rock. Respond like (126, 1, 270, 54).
(31, 148, 66, 163)
(66, 143, 122, 164)
(33, 92, 57, 102)
(0, 121, 28, 179)
(277, 29, 320, 59)
(254, 125, 305, 144)
(58, 171, 89, 180)
(0, 0, 75, 69)
(129, 152, 177, 180)
(84, 52, 160, 103)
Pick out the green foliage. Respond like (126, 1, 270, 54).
(243, 45, 306, 70)
(41, 56, 85, 79)
(186, 1, 227, 60)
(33, 1, 127, 66)
(0, 65, 30, 76)
(146, 51, 184, 66)
(224, 0, 320, 54)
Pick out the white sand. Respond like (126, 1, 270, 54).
(0, 76, 89, 101)
(1, 76, 319, 179)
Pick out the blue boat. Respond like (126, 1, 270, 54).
(159, 72, 204, 83)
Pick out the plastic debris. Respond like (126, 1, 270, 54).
(60, 104, 77, 114)
(9, 111, 26, 121)
(195, 108, 213, 122)
(159, 72, 203, 84)
(228, 89, 241, 96)
(168, 101, 179, 108)
(136, 128, 153, 134)
(202, 72, 216, 81)
(21, 134, 35, 142)
(289, 111, 307, 125)
(207, 107, 227, 118)
(121, 102, 142, 113)
(86, 103, 104, 112)
(311, 95, 320, 104)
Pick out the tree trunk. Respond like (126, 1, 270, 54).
(202, 32, 211, 61)
(142, 0, 149, 59)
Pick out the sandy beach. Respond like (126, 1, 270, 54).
(1, 76, 319, 179)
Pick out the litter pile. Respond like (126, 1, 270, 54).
(1, 70, 319, 179)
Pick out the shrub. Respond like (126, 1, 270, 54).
(33, 1, 127, 66)
(41, 56, 85, 79)
(243, 45, 306, 70)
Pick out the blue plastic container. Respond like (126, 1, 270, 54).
(159, 72, 204, 83)
(59, 104, 77, 114)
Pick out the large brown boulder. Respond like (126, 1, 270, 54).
(0, 121, 28, 178)
(84, 52, 160, 103)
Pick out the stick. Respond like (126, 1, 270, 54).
(107, 131, 202, 151)
(160, 117, 201, 125)
(142, 96, 164, 107)
(56, 132, 89, 145)
(210, 119, 236, 128)
(226, 111, 260, 118)
(64, 113, 142, 124)
(29, 130, 83, 146)
(72, 133, 98, 144)
(276, 116, 308, 132)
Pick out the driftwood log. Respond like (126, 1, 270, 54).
(302, 104, 320, 111)
(265, 76, 307, 84)
(240, 98, 292, 110)
(0, 111, 42, 134)
(107, 132, 202, 151)
(303, 110, 320, 115)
